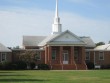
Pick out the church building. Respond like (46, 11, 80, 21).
(22, 0, 95, 70)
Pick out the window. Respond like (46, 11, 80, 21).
(86, 52, 90, 60)
(35, 51, 41, 60)
(1, 53, 7, 62)
(74, 50, 78, 60)
(63, 50, 69, 61)
(52, 50, 56, 60)
(99, 52, 104, 60)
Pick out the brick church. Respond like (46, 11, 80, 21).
(0, 0, 100, 70)
(22, 0, 95, 70)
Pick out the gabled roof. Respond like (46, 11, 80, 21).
(80, 37, 96, 48)
(38, 34, 60, 46)
(23, 36, 46, 46)
(23, 31, 95, 47)
(0, 43, 11, 52)
(94, 44, 110, 51)
(38, 30, 86, 46)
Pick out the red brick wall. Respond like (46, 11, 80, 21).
(0, 52, 12, 62)
(35, 51, 45, 64)
(88, 51, 110, 67)
(46, 46, 87, 70)
(94, 51, 110, 65)
(11, 46, 87, 70)
(75, 47, 87, 70)
(12, 49, 45, 65)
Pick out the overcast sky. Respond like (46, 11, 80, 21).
(0, 0, 110, 47)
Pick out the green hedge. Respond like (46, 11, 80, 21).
(30, 62, 36, 69)
(86, 62, 94, 69)
(0, 62, 50, 70)
(14, 61, 27, 70)
(38, 64, 50, 70)
(0, 61, 27, 70)
(101, 65, 110, 69)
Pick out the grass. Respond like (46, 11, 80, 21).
(0, 70, 110, 83)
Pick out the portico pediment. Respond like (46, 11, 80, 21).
(47, 30, 86, 46)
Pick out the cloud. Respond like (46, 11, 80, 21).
(66, 0, 110, 9)
(66, 0, 88, 3)
(60, 12, 110, 43)
(65, 0, 93, 5)
(0, 8, 110, 47)
(0, 8, 54, 47)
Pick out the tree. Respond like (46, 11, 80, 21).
(19, 50, 38, 69)
(108, 41, 110, 44)
(96, 42, 105, 46)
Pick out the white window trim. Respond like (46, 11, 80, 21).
(1, 52, 7, 62)
(36, 51, 41, 60)
(86, 52, 90, 60)
(99, 52, 104, 60)
(52, 50, 57, 60)
(63, 50, 69, 61)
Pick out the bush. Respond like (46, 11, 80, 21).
(14, 61, 27, 70)
(10, 64, 18, 70)
(86, 62, 94, 69)
(0, 61, 12, 70)
(30, 62, 36, 69)
(101, 65, 106, 69)
(0, 61, 27, 70)
(107, 65, 110, 69)
(0, 63, 3, 70)
(101, 65, 110, 69)
(38, 64, 50, 70)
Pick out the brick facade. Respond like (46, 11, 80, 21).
(9, 48, 110, 70)
(12, 49, 45, 65)
(0, 52, 12, 62)
(44, 46, 87, 70)
(10, 46, 87, 70)
(87, 51, 110, 66)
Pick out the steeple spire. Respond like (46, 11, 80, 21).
(55, 0, 58, 18)
(52, 0, 62, 34)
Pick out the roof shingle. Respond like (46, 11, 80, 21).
(0, 43, 11, 52)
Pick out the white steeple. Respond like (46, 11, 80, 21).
(52, 0, 62, 34)
(55, 0, 58, 18)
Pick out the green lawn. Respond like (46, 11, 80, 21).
(0, 70, 110, 83)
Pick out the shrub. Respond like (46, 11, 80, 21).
(86, 62, 94, 69)
(14, 61, 27, 70)
(101, 65, 110, 69)
(0, 63, 3, 70)
(106, 65, 110, 69)
(101, 65, 106, 69)
(30, 62, 36, 69)
(10, 64, 18, 70)
(38, 64, 50, 70)
(0, 61, 27, 70)
(0, 61, 12, 70)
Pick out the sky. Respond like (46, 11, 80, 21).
(0, 0, 110, 47)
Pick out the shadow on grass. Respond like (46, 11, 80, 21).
(0, 75, 27, 77)
(0, 72, 14, 73)
(0, 79, 49, 82)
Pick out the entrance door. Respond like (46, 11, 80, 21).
(63, 50, 69, 64)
